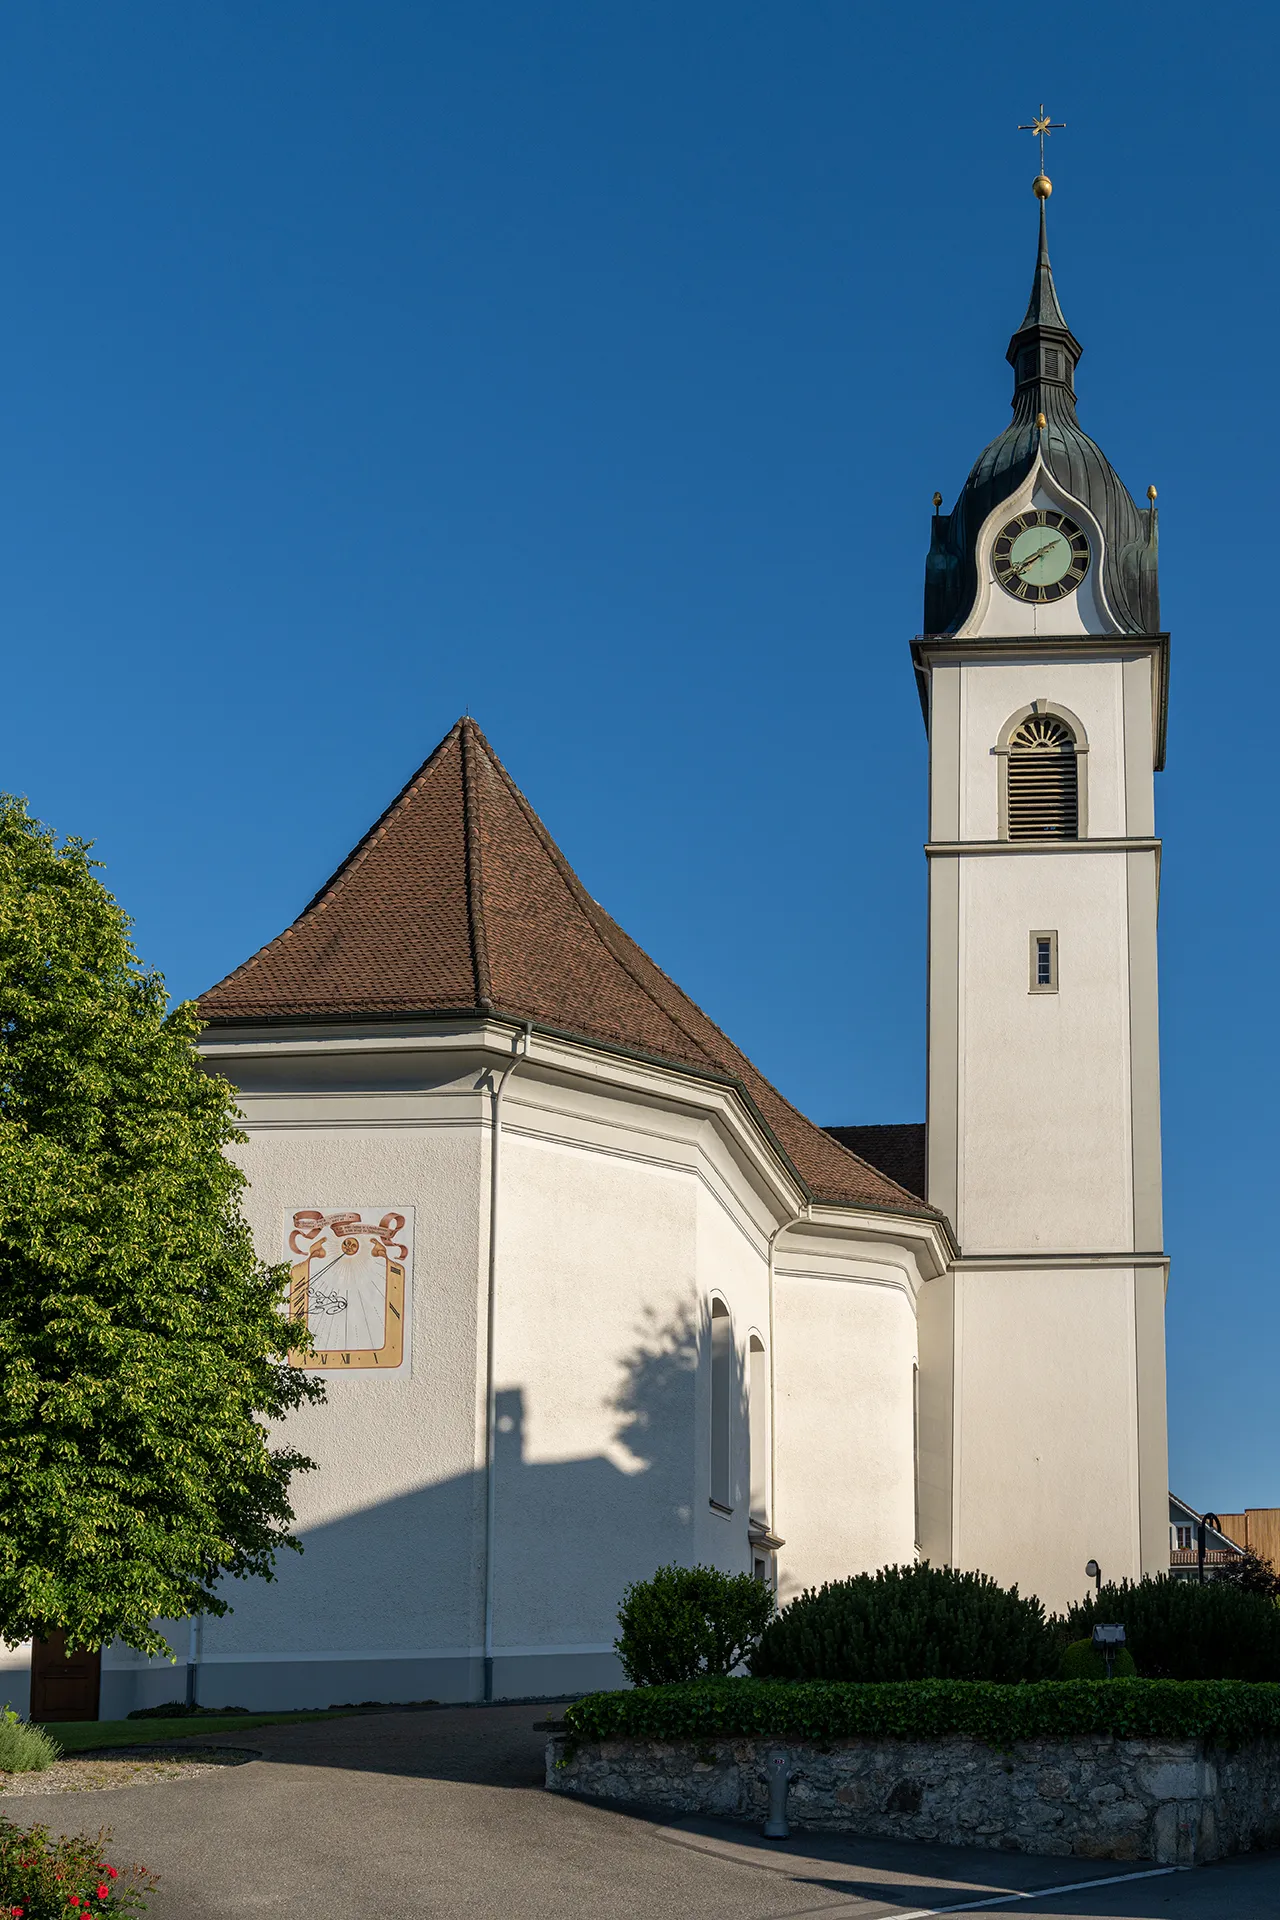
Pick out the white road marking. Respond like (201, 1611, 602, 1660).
(874, 1862, 1188, 1918)
(655, 1824, 1191, 1916)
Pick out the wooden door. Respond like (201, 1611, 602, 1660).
(29, 1633, 100, 1722)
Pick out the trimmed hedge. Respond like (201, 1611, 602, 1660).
(564, 1677, 1280, 1750)
(750, 1564, 1055, 1682)
(1065, 1578, 1280, 1681)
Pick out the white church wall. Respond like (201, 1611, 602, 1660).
(957, 849, 1133, 1254)
(773, 1227, 919, 1601)
(188, 1107, 491, 1709)
(50, 1020, 944, 1713)
(693, 1176, 769, 1576)
(952, 1264, 1142, 1614)
(484, 1067, 777, 1693)
(111, 1023, 811, 1709)
(487, 1121, 703, 1688)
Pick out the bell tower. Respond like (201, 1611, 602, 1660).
(912, 163, 1170, 1611)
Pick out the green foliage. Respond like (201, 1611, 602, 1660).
(566, 1676, 1280, 1750)
(0, 1817, 154, 1918)
(0, 797, 325, 1657)
(0, 1706, 60, 1772)
(1065, 1576, 1280, 1681)
(750, 1564, 1056, 1682)
(1059, 1638, 1137, 1680)
(615, 1564, 776, 1685)
(1212, 1547, 1280, 1600)
(125, 1701, 248, 1720)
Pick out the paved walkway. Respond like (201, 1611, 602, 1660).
(4, 1704, 1280, 1918)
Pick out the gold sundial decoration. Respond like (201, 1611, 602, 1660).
(285, 1208, 415, 1373)
(1018, 103, 1065, 195)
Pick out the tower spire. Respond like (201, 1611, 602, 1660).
(1005, 176, 1082, 426)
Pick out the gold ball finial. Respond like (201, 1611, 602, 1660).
(1147, 484, 1158, 501)
(1036, 412, 1047, 430)
(932, 491, 943, 510)
(1033, 172, 1052, 199)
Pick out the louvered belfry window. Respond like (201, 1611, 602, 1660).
(1007, 714, 1078, 839)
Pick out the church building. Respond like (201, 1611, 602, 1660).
(41, 171, 1173, 1716)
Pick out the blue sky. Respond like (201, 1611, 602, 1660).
(2, 3, 1274, 1511)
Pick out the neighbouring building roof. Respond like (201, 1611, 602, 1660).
(823, 1124, 925, 1204)
(200, 718, 944, 1224)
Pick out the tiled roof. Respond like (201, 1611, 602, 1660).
(200, 718, 943, 1223)
(823, 1124, 926, 1203)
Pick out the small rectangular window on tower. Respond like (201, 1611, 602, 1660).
(1030, 930, 1058, 993)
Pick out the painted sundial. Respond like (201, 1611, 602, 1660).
(285, 1209, 413, 1372)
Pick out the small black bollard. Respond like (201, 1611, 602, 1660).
(764, 1749, 793, 1839)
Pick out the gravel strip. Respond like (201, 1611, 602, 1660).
(0, 1746, 258, 1796)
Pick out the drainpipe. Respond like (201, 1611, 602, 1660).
(184, 1616, 200, 1709)
(766, 1201, 809, 1553)
(482, 1021, 532, 1703)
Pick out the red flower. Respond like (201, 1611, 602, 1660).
(106, 1871, 118, 1882)
(95, 1890, 108, 1902)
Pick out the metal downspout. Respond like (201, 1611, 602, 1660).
(482, 1022, 532, 1703)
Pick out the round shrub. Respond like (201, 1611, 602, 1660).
(750, 1564, 1057, 1683)
(0, 1706, 59, 1774)
(1059, 1638, 1137, 1680)
(615, 1564, 775, 1686)
(1064, 1576, 1280, 1681)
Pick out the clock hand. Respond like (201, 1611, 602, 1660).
(1009, 536, 1063, 576)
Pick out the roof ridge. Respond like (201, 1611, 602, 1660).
(460, 720, 493, 1011)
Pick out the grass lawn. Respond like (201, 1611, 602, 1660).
(37, 1710, 361, 1752)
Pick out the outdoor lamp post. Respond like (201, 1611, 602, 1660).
(1085, 1559, 1101, 1593)
(1198, 1513, 1222, 1586)
(1091, 1623, 1126, 1680)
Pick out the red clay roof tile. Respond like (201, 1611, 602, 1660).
(199, 718, 940, 1220)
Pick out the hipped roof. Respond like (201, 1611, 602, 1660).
(200, 718, 939, 1220)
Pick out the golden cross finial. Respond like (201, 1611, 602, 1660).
(1018, 104, 1065, 176)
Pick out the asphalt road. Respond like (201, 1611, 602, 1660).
(3, 1703, 1279, 1918)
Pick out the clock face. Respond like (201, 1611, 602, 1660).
(992, 510, 1090, 603)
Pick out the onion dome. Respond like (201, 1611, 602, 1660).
(925, 190, 1160, 635)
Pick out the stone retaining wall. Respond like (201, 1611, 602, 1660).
(546, 1731, 1280, 1865)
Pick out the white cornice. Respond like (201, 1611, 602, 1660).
(200, 1015, 953, 1258)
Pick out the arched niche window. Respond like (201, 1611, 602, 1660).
(748, 1335, 767, 1521)
(709, 1299, 733, 1513)
(996, 702, 1088, 841)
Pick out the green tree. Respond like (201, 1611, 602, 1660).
(0, 797, 323, 1656)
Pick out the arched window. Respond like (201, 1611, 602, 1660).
(710, 1299, 732, 1512)
(748, 1335, 766, 1520)
(1001, 709, 1083, 840)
